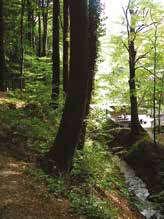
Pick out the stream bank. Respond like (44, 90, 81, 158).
(119, 160, 162, 219)
(108, 128, 164, 218)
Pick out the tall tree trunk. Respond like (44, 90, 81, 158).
(63, 0, 69, 93)
(128, 39, 141, 134)
(31, 12, 35, 49)
(128, 10, 143, 135)
(43, 0, 89, 173)
(42, 11, 48, 56)
(51, 0, 60, 108)
(0, 0, 6, 91)
(27, 0, 34, 47)
(37, 3, 42, 57)
(20, 0, 25, 91)
(158, 74, 164, 133)
(78, 0, 100, 149)
(153, 25, 157, 144)
(42, 0, 49, 56)
(158, 94, 161, 133)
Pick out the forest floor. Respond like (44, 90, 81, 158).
(0, 151, 77, 219)
(0, 56, 145, 218)
(0, 92, 145, 219)
(0, 95, 79, 219)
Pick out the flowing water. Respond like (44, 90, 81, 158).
(119, 160, 162, 219)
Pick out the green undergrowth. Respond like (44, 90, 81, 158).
(0, 55, 136, 218)
(0, 100, 60, 153)
(10, 55, 64, 106)
(0, 55, 63, 153)
(25, 140, 134, 218)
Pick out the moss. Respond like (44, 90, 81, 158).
(127, 136, 151, 161)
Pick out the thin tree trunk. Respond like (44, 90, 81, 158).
(20, 0, 25, 91)
(42, 11, 48, 56)
(51, 0, 60, 108)
(31, 12, 35, 49)
(43, 0, 89, 173)
(0, 0, 6, 91)
(27, 0, 34, 47)
(158, 94, 161, 133)
(38, 12, 42, 56)
(42, 0, 49, 56)
(158, 74, 164, 133)
(63, 0, 69, 93)
(153, 25, 157, 144)
(38, 5, 42, 57)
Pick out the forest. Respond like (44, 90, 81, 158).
(0, 0, 164, 218)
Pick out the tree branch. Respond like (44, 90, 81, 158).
(122, 40, 129, 52)
(122, 0, 131, 37)
(135, 66, 162, 80)
(135, 65, 153, 74)
(135, 51, 149, 63)
(136, 22, 157, 33)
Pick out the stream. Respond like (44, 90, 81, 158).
(119, 160, 162, 219)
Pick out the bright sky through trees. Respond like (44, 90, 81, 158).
(101, 0, 164, 35)
(98, 0, 164, 101)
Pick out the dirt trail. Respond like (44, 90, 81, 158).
(0, 151, 79, 219)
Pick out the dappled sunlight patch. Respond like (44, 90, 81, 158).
(0, 93, 26, 110)
(0, 91, 7, 99)
(7, 161, 28, 171)
(8, 162, 27, 168)
(0, 170, 21, 177)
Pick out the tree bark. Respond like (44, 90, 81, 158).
(0, 0, 6, 91)
(78, 0, 100, 149)
(63, 0, 69, 93)
(37, 6, 42, 57)
(41, 0, 49, 56)
(153, 25, 158, 144)
(158, 94, 161, 133)
(128, 39, 141, 134)
(26, 0, 34, 48)
(128, 10, 143, 135)
(51, 0, 60, 107)
(20, 0, 25, 91)
(158, 74, 164, 133)
(44, 0, 89, 173)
